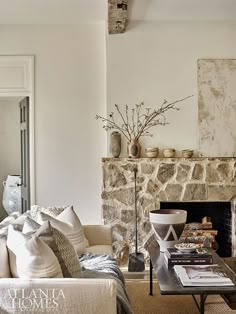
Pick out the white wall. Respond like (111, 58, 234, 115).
(1, 21, 235, 223)
(0, 24, 106, 224)
(0, 98, 20, 213)
(107, 21, 236, 157)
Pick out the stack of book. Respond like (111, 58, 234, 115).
(174, 264, 234, 286)
(164, 248, 213, 267)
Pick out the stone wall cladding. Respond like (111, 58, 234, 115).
(102, 157, 236, 265)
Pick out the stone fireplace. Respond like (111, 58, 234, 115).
(101, 157, 236, 265)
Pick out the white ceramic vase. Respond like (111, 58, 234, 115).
(2, 175, 21, 215)
(149, 209, 187, 252)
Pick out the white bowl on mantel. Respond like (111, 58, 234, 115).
(149, 209, 187, 252)
(145, 147, 159, 158)
(163, 148, 176, 158)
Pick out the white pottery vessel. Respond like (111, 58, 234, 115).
(182, 149, 194, 158)
(145, 147, 159, 158)
(163, 148, 176, 157)
(149, 209, 187, 252)
(2, 175, 21, 215)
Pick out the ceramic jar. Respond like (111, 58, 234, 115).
(182, 149, 194, 158)
(127, 139, 141, 158)
(163, 148, 176, 157)
(110, 131, 121, 158)
(145, 147, 159, 158)
(149, 209, 187, 252)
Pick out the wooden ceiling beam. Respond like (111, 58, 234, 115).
(108, 0, 128, 34)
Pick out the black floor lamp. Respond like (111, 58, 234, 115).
(128, 166, 145, 272)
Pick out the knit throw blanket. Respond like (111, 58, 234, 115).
(80, 254, 133, 314)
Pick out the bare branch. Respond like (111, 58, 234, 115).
(96, 95, 193, 142)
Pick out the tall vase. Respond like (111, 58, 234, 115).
(127, 139, 141, 158)
(110, 131, 121, 158)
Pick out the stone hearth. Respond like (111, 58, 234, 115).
(102, 157, 236, 265)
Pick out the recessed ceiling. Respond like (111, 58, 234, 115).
(0, 0, 235, 24)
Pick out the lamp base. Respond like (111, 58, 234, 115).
(128, 252, 145, 272)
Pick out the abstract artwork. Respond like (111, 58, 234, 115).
(198, 59, 236, 157)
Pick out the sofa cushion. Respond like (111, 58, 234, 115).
(11, 211, 30, 231)
(0, 236, 11, 278)
(37, 206, 87, 256)
(7, 225, 63, 278)
(86, 245, 113, 256)
(30, 205, 69, 221)
(23, 217, 81, 278)
(0, 212, 20, 228)
(0, 211, 30, 235)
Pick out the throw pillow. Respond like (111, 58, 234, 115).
(7, 225, 63, 278)
(37, 206, 87, 256)
(23, 217, 81, 278)
(0, 212, 20, 229)
(0, 236, 11, 278)
(12, 211, 31, 231)
(30, 205, 69, 221)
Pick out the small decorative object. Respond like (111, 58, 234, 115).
(145, 147, 159, 158)
(110, 131, 121, 158)
(149, 209, 187, 252)
(128, 167, 145, 272)
(95, 95, 192, 158)
(175, 243, 200, 253)
(127, 138, 141, 158)
(2, 175, 21, 215)
(163, 148, 176, 157)
(182, 149, 194, 158)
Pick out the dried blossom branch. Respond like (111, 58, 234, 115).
(96, 95, 193, 141)
(95, 115, 130, 141)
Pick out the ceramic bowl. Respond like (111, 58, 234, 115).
(145, 147, 159, 158)
(149, 209, 187, 252)
(175, 243, 200, 253)
(163, 148, 176, 158)
(182, 149, 194, 158)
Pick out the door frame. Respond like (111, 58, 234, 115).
(0, 56, 35, 205)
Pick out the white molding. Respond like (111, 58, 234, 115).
(0, 55, 35, 205)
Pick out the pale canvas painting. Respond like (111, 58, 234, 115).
(198, 59, 236, 157)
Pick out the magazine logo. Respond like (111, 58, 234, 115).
(4, 288, 65, 312)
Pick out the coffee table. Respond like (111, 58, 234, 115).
(148, 242, 236, 314)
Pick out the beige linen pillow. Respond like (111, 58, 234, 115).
(0, 212, 20, 229)
(23, 217, 81, 278)
(37, 206, 87, 256)
(0, 236, 11, 278)
(7, 225, 63, 278)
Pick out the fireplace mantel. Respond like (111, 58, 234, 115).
(101, 157, 236, 264)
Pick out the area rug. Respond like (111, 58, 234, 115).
(125, 279, 236, 314)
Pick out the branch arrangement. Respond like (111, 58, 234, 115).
(95, 95, 193, 142)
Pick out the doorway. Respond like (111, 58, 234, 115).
(0, 96, 31, 219)
(0, 56, 35, 219)
(0, 97, 21, 219)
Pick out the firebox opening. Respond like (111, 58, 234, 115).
(160, 201, 232, 257)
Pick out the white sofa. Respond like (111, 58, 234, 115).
(0, 224, 117, 314)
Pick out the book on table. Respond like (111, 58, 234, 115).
(166, 248, 212, 259)
(174, 264, 234, 286)
(164, 253, 213, 266)
(165, 248, 213, 266)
